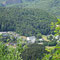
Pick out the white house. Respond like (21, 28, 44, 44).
(27, 36, 36, 43)
(36, 38, 44, 44)
(39, 39, 44, 42)
(0, 32, 7, 35)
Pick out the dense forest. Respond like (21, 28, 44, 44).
(0, 0, 60, 18)
(0, 7, 57, 36)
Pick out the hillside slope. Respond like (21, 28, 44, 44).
(0, 7, 57, 36)
(0, 0, 60, 18)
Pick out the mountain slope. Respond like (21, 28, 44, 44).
(0, 0, 22, 6)
(0, 7, 57, 36)
(23, 0, 60, 18)
(6, 0, 22, 4)
(0, 0, 60, 18)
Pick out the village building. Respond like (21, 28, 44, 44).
(27, 36, 36, 43)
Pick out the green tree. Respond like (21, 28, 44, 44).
(36, 33, 42, 39)
(21, 44, 47, 60)
(0, 38, 26, 60)
(42, 19, 60, 60)
(51, 19, 60, 36)
(47, 34, 53, 40)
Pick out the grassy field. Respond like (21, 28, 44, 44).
(42, 35, 50, 42)
(45, 46, 56, 52)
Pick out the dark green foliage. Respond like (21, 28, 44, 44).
(47, 34, 54, 40)
(0, 7, 57, 36)
(36, 33, 42, 39)
(48, 40, 57, 46)
(21, 44, 47, 60)
(43, 41, 49, 46)
(51, 19, 60, 36)
(43, 40, 57, 46)
(0, 0, 60, 18)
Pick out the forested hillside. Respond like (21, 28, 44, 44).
(0, 7, 57, 36)
(0, 0, 60, 18)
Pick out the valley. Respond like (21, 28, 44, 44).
(0, 0, 60, 60)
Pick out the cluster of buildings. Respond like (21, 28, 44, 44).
(0, 31, 45, 48)
(2, 32, 60, 47)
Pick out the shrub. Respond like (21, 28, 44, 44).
(21, 44, 47, 60)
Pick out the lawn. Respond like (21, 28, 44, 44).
(45, 46, 55, 52)
(42, 35, 50, 42)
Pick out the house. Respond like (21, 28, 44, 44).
(27, 36, 36, 43)
(39, 39, 44, 42)
(6, 43, 16, 47)
(38, 43, 43, 45)
(35, 38, 44, 44)
(0, 32, 7, 35)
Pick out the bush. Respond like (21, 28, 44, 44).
(0, 39, 25, 60)
(36, 33, 42, 39)
(21, 44, 47, 60)
(43, 40, 57, 46)
(48, 40, 57, 46)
